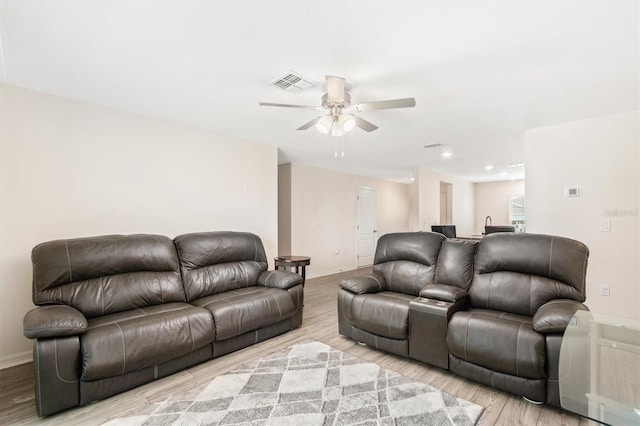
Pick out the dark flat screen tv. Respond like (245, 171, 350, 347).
(431, 225, 456, 238)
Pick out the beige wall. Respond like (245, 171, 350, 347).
(285, 164, 410, 277)
(278, 164, 292, 255)
(525, 111, 639, 319)
(0, 84, 279, 367)
(411, 168, 475, 236)
(473, 180, 525, 235)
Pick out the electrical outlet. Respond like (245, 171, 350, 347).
(599, 284, 610, 297)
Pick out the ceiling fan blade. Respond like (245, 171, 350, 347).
(352, 115, 378, 132)
(326, 75, 346, 103)
(296, 116, 323, 130)
(352, 97, 416, 112)
(259, 102, 323, 110)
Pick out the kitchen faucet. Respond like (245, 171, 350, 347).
(485, 216, 492, 226)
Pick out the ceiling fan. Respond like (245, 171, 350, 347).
(259, 75, 416, 136)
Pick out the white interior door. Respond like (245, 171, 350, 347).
(356, 188, 377, 267)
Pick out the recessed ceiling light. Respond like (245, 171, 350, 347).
(441, 150, 453, 158)
(500, 171, 508, 176)
(507, 162, 524, 168)
(484, 165, 494, 171)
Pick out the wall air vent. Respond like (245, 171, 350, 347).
(270, 71, 316, 93)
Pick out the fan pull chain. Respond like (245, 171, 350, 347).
(334, 136, 345, 158)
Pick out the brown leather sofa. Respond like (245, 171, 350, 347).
(23, 231, 304, 416)
(338, 231, 589, 407)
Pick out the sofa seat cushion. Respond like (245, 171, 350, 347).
(81, 303, 214, 381)
(447, 309, 546, 379)
(191, 286, 296, 341)
(347, 291, 414, 340)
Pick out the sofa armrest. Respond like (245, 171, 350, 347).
(258, 270, 303, 290)
(340, 273, 386, 294)
(23, 305, 87, 339)
(532, 299, 589, 334)
(419, 284, 469, 303)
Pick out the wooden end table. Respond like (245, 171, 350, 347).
(274, 256, 311, 285)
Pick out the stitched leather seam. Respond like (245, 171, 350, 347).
(241, 263, 249, 288)
(178, 309, 196, 352)
(54, 339, 78, 383)
(464, 314, 471, 361)
(580, 247, 588, 296)
(515, 323, 524, 377)
(211, 297, 243, 339)
(101, 279, 105, 316)
(114, 323, 126, 375)
(369, 274, 383, 291)
(271, 292, 283, 322)
(451, 289, 464, 301)
(529, 275, 533, 316)
(28, 326, 85, 333)
(486, 274, 493, 309)
(355, 296, 367, 328)
(389, 262, 396, 292)
(159, 275, 164, 304)
(388, 302, 396, 337)
(253, 235, 259, 263)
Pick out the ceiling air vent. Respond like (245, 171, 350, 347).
(422, 143, 443, 149)
(270, 71, 316, 93)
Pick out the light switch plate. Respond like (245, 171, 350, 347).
(600, 220, 611, 232)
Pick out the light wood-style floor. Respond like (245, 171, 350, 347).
(0, 268, 597, 426)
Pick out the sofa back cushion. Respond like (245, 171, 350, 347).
(174, 231, 268, 301)
(32, 234, 185, 319)
(372, 232, 445, 296)
(434, 239, 478, 290)
(470, 233, 588, 316)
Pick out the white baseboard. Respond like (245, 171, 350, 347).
(306, 268, 358, 280)
(0, 350, 32, 370)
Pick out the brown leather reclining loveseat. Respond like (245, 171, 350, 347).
(23, 231, 304, 416)
(338, 231, 589, 407)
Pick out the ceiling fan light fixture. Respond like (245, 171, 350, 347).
(260, 75, 416, 138)
(331, 121, 345, 137)
(339, 114, 356, 132)
(316, 116, 333, 134)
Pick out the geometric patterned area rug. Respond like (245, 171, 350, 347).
(101, 341, 483, 426)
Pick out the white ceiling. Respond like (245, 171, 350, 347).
(1, 0, 638, 183)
